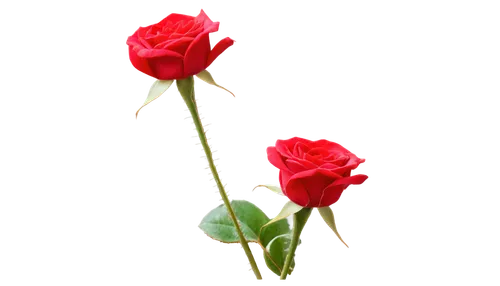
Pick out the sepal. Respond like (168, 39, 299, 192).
(196, 70, 235, 97)
(136, 80, 174, 118)
(318, 206, 349, 248)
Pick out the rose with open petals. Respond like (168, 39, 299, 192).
(126, 10, 234, 80)
(267, 137, 368, 207)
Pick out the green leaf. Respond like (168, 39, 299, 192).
(251, 183, 285, 197)
(196, 70, 235, 97)
(260, 201, 303, 276)
(199, 200, 268, 243)
(262, 201, 303, 229)
(264, 234, 296, 276)
(318, 206, 349, 248)
(136, 80, 174, 118)
(259, 215, 290, 246)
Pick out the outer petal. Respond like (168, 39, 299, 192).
(284, 169, 339, 207)
(196, 8, 222, 36)
(278, 169, 293, 196)
(147, 56, 184, 80)
(183, 22, 219, 76)
(207, 37, 234, 67)
(330, 174, 368, 186)
(282, 177, 310, 207)
(273, 136, 296, 159)
(128, 46, 156, 78)
(267, 147, 289, 171)
(318, 174, 368, 207)
(317, 185, 345, 207)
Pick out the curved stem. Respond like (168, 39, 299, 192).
(280, 207, 312, 280)
(177, 77, 262, 279)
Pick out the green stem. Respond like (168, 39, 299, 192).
(176, 77, 262, 280)
(280, 207, 312, 280)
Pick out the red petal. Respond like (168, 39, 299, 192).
(207, 37, 234, 67)
(284, 169, 343, 207)
(317, 185, 345, 207)
(183, 22, 219, 76)
(267, 147, 289, 171)
(331, 174, 368, 186)
(285, 159, 308, 173)
(158, 37, 194, 54)
(318, 175, 368, 207)
(128, 46, 156, 78)
(147, 56, 184, 80)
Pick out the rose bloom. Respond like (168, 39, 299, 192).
(126, 10, 234, 80)
(267, 137, 368, 207)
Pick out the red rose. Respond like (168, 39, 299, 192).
(126, 10, 234, 80)
(267, 137, 368, 207)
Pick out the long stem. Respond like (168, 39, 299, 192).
(177, 77, 262, 279)
(280, 208, 312, 280)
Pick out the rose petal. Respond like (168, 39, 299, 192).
(290, 157, 318, 169)
(307, 147, 330, 158)
(128, 46, 156, 78)
(196, 8, 222, 36)
(332, 162, 359, 177)
(137, 48, 184, 58)
(178, 20, 194, 33)
(183, 22, 219, 76)
(282, 178, 310, 207)
(147, 56, 184, 80)
(285, 169, 342, 207)
(168, 33, 184, 40)
(267, 147, 289, 171)
(203, 18, 222, 37)
(318, 183, 345, 208)
(158, 37, 194, 54)
(136, 27, 149, 38)
(319, 163, 340, 170)
(293, 142, 308, 157)
(274, 136, 296, 158)
(206, 37, 234, 67)
(342, 153, 364, 166)
(279, 169, 293, 195)
(184, 24, 204, 38)
(331, 174, 368, 186)
(304, 153, 324, 166)
(318, 174, 368, 207)
(324, 155, 349, 165)
(285, 159, 308, 173)
(194, 7, 211, 21)
(139, 37, 153, 49)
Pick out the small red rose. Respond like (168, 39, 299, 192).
(126, 10, 234, 80)
(267, 137, 368, 207)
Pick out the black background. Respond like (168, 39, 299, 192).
(96, 0, 404, 285)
